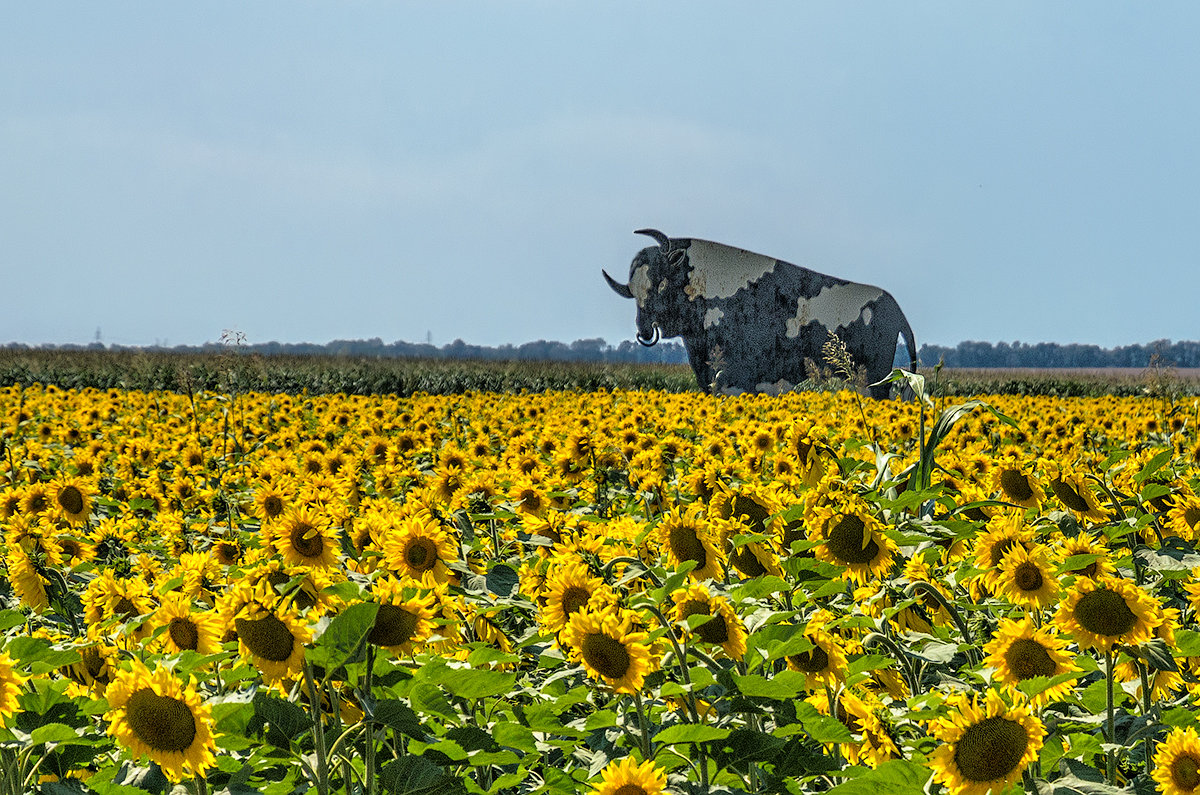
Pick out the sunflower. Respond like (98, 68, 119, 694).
(105, 659, 216, 782)
(1115, 606, 1184, 701)
(1168, 495, 1200, 540)
(990, 458, 1044, 510)
(50, 474, 93, 525)
(927, 690, 1045, 795)
(784, 623, 849, 692)
(222, 582, 311, 683)
(540, 560, 616, 638)
(983, 617, 1079, 706)
(367, 577, 437, 657)
(670, 583, 748, 659)
(996, 544, 1059, 609)
(275, 504, 340, 570)
(969, 515, 1035, 595)
(19, 482, 53, 517)
(1154, 726, 1200, 795)
(810, 497, 896, 584)
(806, 687, 899, 767)
(0, 652, 25, 725)
(82, 570, 156, 640)
(254, 484, 289, 524)
(64, 640, 120, 698)
(6, 545, 51, 612)
(564, 607, 654, 695)
(151, 594, 225, 656)
(1055, 575, 1162, 653)
(588, 756, 668, 795)
(382, 512, 458, 585)
(1053, 531, 1117, 580)
(655, 506, 725, 581)
(1047, 470, 1107, 521)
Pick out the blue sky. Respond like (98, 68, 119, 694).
(3, 3, 1199, 350)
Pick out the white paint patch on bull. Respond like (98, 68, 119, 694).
(785, 283, 885, 338)
(684, 240, 778, 301)
(704, 307, 724, 329)
(862, 307, 873, 326)
(630, 264, 652, 304)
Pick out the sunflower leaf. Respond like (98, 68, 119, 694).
(306, 600, 379, 679)
(824, 759, 931, 795)
(653, 724, 731, 744)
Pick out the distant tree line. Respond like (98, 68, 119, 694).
(3, 337, 691, 365)
(915, 339, 1200, 369)
(6, 337, 1198, 369)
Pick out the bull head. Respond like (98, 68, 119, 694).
(604, 229, 691, 346)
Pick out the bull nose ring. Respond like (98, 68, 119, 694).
(637, 324, 661, 347)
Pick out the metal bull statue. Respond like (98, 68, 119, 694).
(604, 229, 918, 398)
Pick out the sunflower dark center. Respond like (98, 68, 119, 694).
(235, 614, 296, 662)
(126, 688, 198, 752)
(990, 538, 1019, 567)
(114, 597, 140, 620)
(168, 617, 200, 651)
(668, 524, 708, 570)
(1004, 638, 1057, 680)
(825, 515, 880, 565)
(405, 538, 437, 571)
(1013, 561, 1044, 593)
(953, 716, 1029, 783)
(263, 496, 284, 518)
(1185, 507, 1200, 529)
(680, 600, 729, 645)
(561, 586, 591, 616)
(730, 546, 769, 577)
(613, 785, 649, 795)
(1074, 588, 1138, 637)
(28, 494, 48, 513)
(789, 644, 830, 674)
(369, 604, 420, 648)
(730, 495, 770, 534)
(289, 522, 323, 558)
(1172, 754, 1200, 791)
(1051, 479, 1090, 513)
(58, 486, 85, 515)
(581, 632, 631, 680)
(999, 470, 1034, 502)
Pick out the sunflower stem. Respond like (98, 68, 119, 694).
(304, 658, 331, 795)
(1138, 660, 1155, 776)
(1104, 648, 1116, 785)
(365, 643, 378, 795)
(633, 691, 653, 760)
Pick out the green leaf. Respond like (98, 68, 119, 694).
(379, 756, 466, 795)
(485, 562, 519, 596)
(435, 668, 517, 701)
(1134, 449, 1173, 483)
(30, 722, 85, 745)
(373, 699, 427, 739)
(653, 724, 731, 744)
(795, 701, 854, 743)
(408, 681, 457, 720)
(1017, 670, 1081, 699)
(251, 692, 309, 748)
(585, 709, 619, 730)
(307, 600, 378, 677)
(733, 670, 808, 700)
(825, 759, 932, 795)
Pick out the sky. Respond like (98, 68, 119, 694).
(3, 3, 1199, 351)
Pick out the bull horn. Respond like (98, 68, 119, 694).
(603, 269, 634, 299)
(634, 228, 670, 249)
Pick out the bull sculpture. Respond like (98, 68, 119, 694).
(604, 229, 918, 398)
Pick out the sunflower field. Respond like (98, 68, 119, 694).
(4, 374, 1200, 795)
